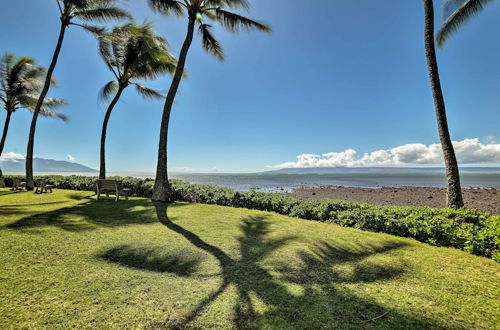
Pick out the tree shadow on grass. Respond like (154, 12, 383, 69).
(3, 196, 185, 233)
(152, 203, 441, 329)
(98, 244, 202, 276)
(0, 190, 23, 197)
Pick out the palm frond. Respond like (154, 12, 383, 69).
(37, 108, 69, 121)
(214, 9, 271, 33)
(199, 23, 225, 61)
(148, 0, 184, 17)
(99, 80, 119, 101)
(437, 0, 493, 46)
(74, 7, 132, 23)
(206, 0, 250, 10)
(133, 83, 164, 99)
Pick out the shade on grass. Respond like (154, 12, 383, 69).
(0, 189, 498, 328)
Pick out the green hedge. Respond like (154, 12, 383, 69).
(3, 175, 499, 261)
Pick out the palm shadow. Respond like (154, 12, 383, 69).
(3, 196, 185, 232)
(153, 203, 440, 329)
(98, 244, 202, 276)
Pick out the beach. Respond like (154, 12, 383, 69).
(288, 186, 500, 214)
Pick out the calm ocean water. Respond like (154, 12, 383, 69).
(168, 172, 500, 192)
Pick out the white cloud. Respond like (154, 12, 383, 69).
(67, 154, 75, 162)
(272, 138, 500, 168)
(0, 152, 25, 162)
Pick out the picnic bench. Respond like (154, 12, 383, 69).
(11, 178, 27, 191)
(96, 179, 131, 201)
(34, 178, 54, 194)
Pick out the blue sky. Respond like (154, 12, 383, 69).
(1, 0, 499, 173)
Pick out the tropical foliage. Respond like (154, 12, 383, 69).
(147, 0, 271, 203)
(437, 0, 494, 46)
(24, 0, 131, 189)
(0, 53, 66, 179)
(97, 22, 177, 179)
(422, 0, 464, 209)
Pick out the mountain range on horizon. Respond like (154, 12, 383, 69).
(0, 157, 97, 174)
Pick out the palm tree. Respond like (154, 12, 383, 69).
(25, 0, 131, 190)
(423, 0, 464, 209)
(97, 22, 177, 179)
(148, 0, 271, 203)
(0, 53, 67, 181)
(437, 0, 493, 46)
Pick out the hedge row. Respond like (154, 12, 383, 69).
(3, 175, 499, 261)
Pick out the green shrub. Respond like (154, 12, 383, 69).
(3, 174, 499, 261)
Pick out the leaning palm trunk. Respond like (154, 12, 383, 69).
(0, 110, 12, 159)
(423, 0, 464, 209)
(0, 110, 13, 182)
(152, 17, 196, 203)
(100, 86, 125, 179)
(26, 22, 67, 190)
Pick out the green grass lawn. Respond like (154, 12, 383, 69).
(0, 189, 498, 329)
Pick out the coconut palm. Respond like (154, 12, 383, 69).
(423, 0, 464, 209)
(148, 0, 271, 202)
(0, 53, 67, 180)
(25, 0, 131, 190)
(437, 0, 494, 46)
(97, 22, 177, 179)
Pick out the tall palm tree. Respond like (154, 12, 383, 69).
(25, 0, 131, 190)
(423, 0, 464, 209)
(148, 0, 271, 202)
(437, 0, 494, 46)
(0, 53, 67, 180)
(97, 22, 177, 179)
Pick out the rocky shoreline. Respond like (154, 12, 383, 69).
(287, 186, 500, 214)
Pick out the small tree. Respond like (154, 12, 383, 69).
(25, 0, 130, 189)
(0, 53, 66, 182)
(148, 0, 271, 202)
(97, 22, 177, 179)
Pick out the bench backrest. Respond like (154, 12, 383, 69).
(96, 179, 121, 191)
(35, 179, 47, 187)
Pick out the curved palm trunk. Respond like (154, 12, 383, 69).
(423, 0, 464, 209)
(0, 110, 13, 181)
(100, 86, 125, 180)
(26, 21, 67, 190)
(0, 110, 12, 159)
(152, 16, 196, 203)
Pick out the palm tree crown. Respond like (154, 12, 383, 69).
(0, 53, 66, 120)
(98, 22, 177, 101)
(57, 0, 132, 32)
(148, 0, 271, 61)
(437, 0, 494, 46)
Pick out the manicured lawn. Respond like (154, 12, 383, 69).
(0, 189, 498, 329)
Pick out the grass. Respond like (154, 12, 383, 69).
(0, 189, 498, 329)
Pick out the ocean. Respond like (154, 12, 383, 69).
(169, 172, 500, 192)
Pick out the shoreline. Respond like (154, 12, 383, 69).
(287, 185, 500, 215)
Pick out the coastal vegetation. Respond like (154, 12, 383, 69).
(422, 0, 464, 209)
(96, 22, 177, 180)
(0, 53, 67, 182)
(0, 188, 498, 328)
(24, 0, 130, 190)
(147, 0, 271, 203)
(3, 175, 499, 261)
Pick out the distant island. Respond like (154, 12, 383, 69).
(1, 157, 97, 173)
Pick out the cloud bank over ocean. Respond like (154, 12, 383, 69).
(272, 138, 500, 168)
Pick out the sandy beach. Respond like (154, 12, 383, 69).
(288, 186, 500, 215)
